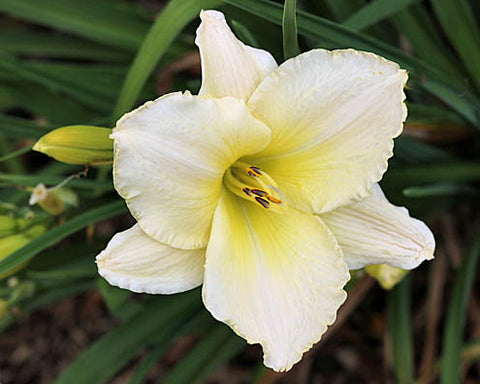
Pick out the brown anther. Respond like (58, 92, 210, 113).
(246, 166, 262, 177)
(255, 196, 270, 209)
(242, 187, 251, 196)
(251, 189, 268, 197)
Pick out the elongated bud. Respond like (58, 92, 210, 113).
(33, 125, 113, 165)
(0, 216, 18, 237)
(0, 224, 47, 278)
(365, 264, 408, 290)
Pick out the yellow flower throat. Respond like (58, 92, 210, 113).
(224, 161, 286, 212)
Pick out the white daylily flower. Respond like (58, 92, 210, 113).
(96, 10, 435, 372)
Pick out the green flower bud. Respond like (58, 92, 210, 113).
(0, 224, 47, 278)
(365, 264, 409, 290)
(0, 215, 18, 237)
(33, 125, 113, 165)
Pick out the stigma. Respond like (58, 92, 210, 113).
(224, 162, 286, 212)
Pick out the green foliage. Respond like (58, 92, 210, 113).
(0, 0, 478, 382)
(388, 276, 414, 384)
(440, 237, 480, 383)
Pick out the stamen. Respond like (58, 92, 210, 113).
(242, 187, 252, 197)
(246, 166, 262, 176)
(224, 163, 287, 212)
(251, 189, 268, 197)
(255, 197, 270, 209)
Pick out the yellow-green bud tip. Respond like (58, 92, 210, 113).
(365, 264, 409, 290)
(33, 125, 113, 165)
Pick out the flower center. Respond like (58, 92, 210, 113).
(224, 161, 286, 212)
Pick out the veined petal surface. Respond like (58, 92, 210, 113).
(196, 10, 277, 100)
(320, 185, 435, 270)
(113, 92, 271, 249)
(247, 49, 408, 213)
(203, 189, 349, 372)
(96, 224, 205, 294)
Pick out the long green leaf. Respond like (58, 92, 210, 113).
(162, 325, 245, 384)
(129, 311, 214, 384)
(324, 0, 361, 21)
(282, 0, 300, 60)
(382, 162, 480, 188)
(403, 183, 475, 198)
(0, 200, 126, 275)
(0, 172, 113, 190)
(388, 276, 414, 384)
(0, 31, 131, 62)
(53, 291, 202, 384)
(0, 54, 112, 111)
(0, 0, 149, 51)
(391, 5, 463, 77)
(112, 0, 221, 121)
(431, 0, 480, 91)
(440, 236, 480, 384)
(343, 0, 420, 31)
(422, 80, 479, 126)
(0, 145, 32, 163)
(0, 114, 51, 139)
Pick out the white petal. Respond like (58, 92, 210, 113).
(247, 49, 408, 213)
(196, 10, 277, 100)
(320, 185, 435, 270)
(203, 188, 349, 372)
(96, 224, 205, 294)
(113, 92, 271, 249)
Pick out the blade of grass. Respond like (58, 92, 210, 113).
(97, 278, 142, 321)
(431, 0, 480, 91)
(282, 0, 300, 60)
(162, 325, 245, 384)
(230, 20, 259, 47)
(0, 200, 126, 276)
(382, 162, 480, 188)
(403, 183, 476, 198)
(2, 82, 93, 126)
(0, 0, 149, 51)
(324, 0, 362, 21)
(391, 5, 463, 77)
(440, 236, 480, 384)
(0, 54, 112, 112)
(112, 0, 221, 121)
(0, 114, 51, 139)
(0, 31, 131, 62)
(394, 137, 452, 165)
(26, 258, 97, 280)
(129, 311, 214, 384)
(388, 275, 414, 384)
(53, 291, 202, 384)
(0, 172, 113, 190)
(0, 146, 30, 170)
(343, 0, 420, 31)
(421, 80, 479, 126)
